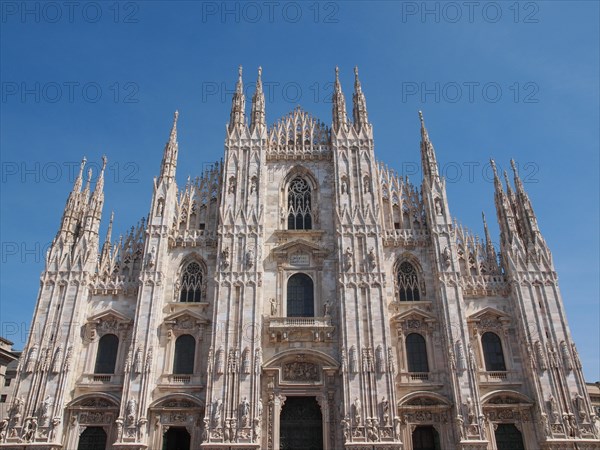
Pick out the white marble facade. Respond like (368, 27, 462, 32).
(1, 67, 598, 450)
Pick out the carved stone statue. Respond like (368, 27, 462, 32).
(381, 397, 390, 426)
(353, 398, 362, 426)
(466, 397, 476, 424)
(368, 247, 376, 269)
(21, 418, 37, 443)
(240, 397, 250, 426)
(344, 247, 353, 271)
(213, 398, 223, 426)
(126, 399, 136, 425)
(221, 247, 230, 269)
(270, 298, 277, 316)
(323, 299, 331, 317)
(39, 395, 53, 427)
(245, 249, 254, 269)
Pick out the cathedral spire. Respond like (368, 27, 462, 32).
(352, 66, 369, 130)
(332, 66, 348, 132)
(482, 211, 498, 270)
(100, 211, 114, 268)
(229, 65, 246, 132)
(73, 157, 86, 193)
(82, 167, 93, 200)
(159, 111, 179, 183)
(250, 66, 266, 133)
(91, 155, 107, 202)
(419, 111, 440, 183)
(491, 159, 519, 247)
(510, 159, 541, 243)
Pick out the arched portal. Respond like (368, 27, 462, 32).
(77, 426, 107, 450)
(162, 426, 191, 450)
(494, 423, 525, 450)
(412, 425, 440, 450)
(280, 396, 323, 450)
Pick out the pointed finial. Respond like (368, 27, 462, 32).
(503, 169, 510, 185)
(490, 159, 498, 177)
(510, 158, 517, 174)
(101, 155, 107, 171)
(418, 110, 424, 125)
(105, 211, 114, 242)
(236, 65, 243, 91)
(74, 156, 87, 192)
(335, 66, 339, 78)
(258, 66, 262, 79)
(170, 110, 179, 140)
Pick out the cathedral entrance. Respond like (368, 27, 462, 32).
(162, 427, 191, 450)
(494, 424, 525, 450)
(77, 427, 107, 450)
(280, 396, 323, 450)
(411, 425, 440, 450)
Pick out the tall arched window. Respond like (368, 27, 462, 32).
(398, 261, 420, 301)
(412, 425, 441, 450)
(287, 177, 312, 230)
(482, 332, 506, 371)
(494, 424, 525, 450)
(406, 333, 429, 372)
(173, 334, 196, 375)
(179, 261, 203, 303)
(94, 334, 119, 374)
(287, 273, 314, 317)
(77, 426, 107, 450)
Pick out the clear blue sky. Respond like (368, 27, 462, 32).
(1, 1, 598, 380)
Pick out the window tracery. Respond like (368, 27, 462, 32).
(287, 177, 312, 230)
(179, 262, 204, 303)
(398, 261, 421, 301)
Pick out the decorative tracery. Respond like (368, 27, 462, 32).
(398, 261, 421, 301)
(179, 262, 204, 303)
(287, 177, 312, 230)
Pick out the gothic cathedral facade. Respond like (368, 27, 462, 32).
(1, 67, 598, 450)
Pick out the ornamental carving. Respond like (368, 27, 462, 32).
(282, 361, 319, 382)
(79, 412, 110, 424)
(80, 399, 112, 408)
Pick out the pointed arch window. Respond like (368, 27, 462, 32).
(94, 334, 119, 374)
(287, 177, 312, 230)
(398, 261, 420, 301)
(287, 273, 314, 317)
(173, 334, 195, 374)
(482, 332, 506, 371)
(406, 333, 429, 372)
(179, 262, 203, 303)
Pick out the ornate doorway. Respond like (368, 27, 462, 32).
(280, 396, 323, 450)
(412, 425, 440, 450)
(77, 427, 107, 450)
(494, 423, 525, 450)
(162, 426, 191, 450)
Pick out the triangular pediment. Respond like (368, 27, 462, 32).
(163, 309, 210, 326)
(467, 306, 510, 322)
(391, 307, 437, 324)
(272, 238, 326, 255)
(88, 308, 131, 325)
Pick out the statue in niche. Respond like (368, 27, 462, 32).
(353, 398, 362, 426)
(323, 298, 331, 317)
(221, 247, 230, 269)
(368, 247, 376, 269)
(270, 298, 277, 316)
(344, 247, 353, 271)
